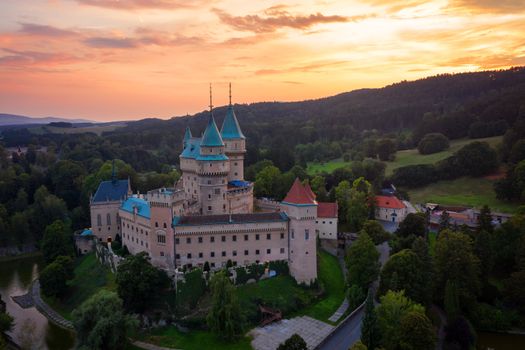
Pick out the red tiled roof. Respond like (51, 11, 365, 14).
(283, 178, 317, 205)
(304, 183, 316, 202)
(375, 195, 405, 209)
(318, 202, 338, 218)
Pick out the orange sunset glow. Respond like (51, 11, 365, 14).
(1, 0, 525, 121)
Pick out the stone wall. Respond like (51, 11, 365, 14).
(95, 241, 124, 273)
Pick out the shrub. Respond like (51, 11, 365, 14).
(418, 133, 450, 155)
(390, 164, 438, 188)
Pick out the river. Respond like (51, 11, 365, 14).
(0, 255, 75, 349)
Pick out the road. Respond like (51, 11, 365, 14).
(318, 242, 390, 350)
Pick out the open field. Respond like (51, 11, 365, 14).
(306, 136, 503, 176)
(407, 176, 521, 214)
(43, 253, 116, 320)
(30, 124, 125, 136)
(385, 135, 503, 176)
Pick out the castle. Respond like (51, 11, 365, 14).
(89, 87, 337, 284)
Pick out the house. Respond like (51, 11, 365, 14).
(375, 195, 407, 223)
(316, 202, 338, 240)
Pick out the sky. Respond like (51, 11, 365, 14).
(0, 0, 524, 121)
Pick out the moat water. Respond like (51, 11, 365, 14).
(0, 255, 75, 349)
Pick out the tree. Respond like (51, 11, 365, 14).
(349, 341, 368, 350)
(310, 176, 328, 201)
(396, 213, 426, 238)
(10, 211, 31, 245)
(254, 165, 283, 198)
(478, 205, 493, 233)
(444, 279, 460, 321)
(504, 269, 525, 314)
(417, 133, 450, 155)
(376, 290, 425, 350)
(347, 284, 366, 310)
(116, 252, 171, 312)
(207, 272, 244, 340)
(444, 316, 476, 350)
(346, 232, 380, 290)
(14, 188, 28, 212)
(335, 180, 352, 224)
(361, 219, 390, 245)
(434, 230, 480, 309)
(475, 229, 495, 277)
(398, 311, 436, 350)
(0, 295, 14, 337)
(347, 177, 374, 232)
(41, 220, 74, 264)
(277, 333, 307, 350)
(378, 249, 429, 305)
(40, 260, 69, 297)
(455, 141, 498, 177)
(361, 289, 380, 350)
(438, 211, 450, 232)
(377, 138, 397, 161)
(72, 290, 137, 350)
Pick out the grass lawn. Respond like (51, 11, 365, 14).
(306, 136, 503, 176)
(385, 136, 503, 176)
(136, 327, 252, 350)
(43, 253, 116, 320)
(302, 250, 346, 323)
(407, 176, 521, 214)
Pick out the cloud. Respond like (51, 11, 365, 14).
(359, 0, 430, 13)
(0, 48, 81, 67)
(18, 23, 78, 37)
(255, 60, 348, 75)
(75, 0, 197, 10)
(448, 0, 525, 13)
(83, 37, 138, 48)
(213, 7, 362, 33)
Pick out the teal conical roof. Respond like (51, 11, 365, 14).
(221, 105, 245, 139)
(201, 115, 224, 147)
(183, 126, 192, 143)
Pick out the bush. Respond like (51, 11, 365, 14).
(468, 120, 508, 139)
(390, 164, 438, 188)
(470, 303, 512, 331)
(177, 269, 207, 311)
(269, 260, 289, 275)
(418, 133, 450, 155)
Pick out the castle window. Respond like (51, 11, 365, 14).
(211, 262, 215, 267)
(106, 213, 111, 225)
(187, 253, 192, 259)
(210, 236, 215, 243)
(255, 234, 260, 240)
(234, 162, 238, 166)
(160, 251, 165, 257)
(305, 229, 310, 240)
(163, 223, 167, 228)
(244, 250, 249, 256)
(208, 206, 212, 211)
(316, 221, 318, 224)
(291, 229, 295, 239)
(157, 234, 166, 244)
(199, 252, 203, 258)
(255, 249, 260, 255)
(146, 243, 148, 248)
(186, 237, 191, 244)
(211, 252, 215, 257)
(208, 194, 211, 199)
(214, 188, 220, 195)
(329, 221, 333, 224)
(266, 249, 271, 254)
(244, 235, 248, 241)
(97, 214, 102, 226)
(266, 233, 271, 240)
(222, 251, 226, 257)
(233, 250, 237, 256)
(198, 237, 203, 243)
(280, 233, 284, 239)
(208, 180, 211, 184)
(175, 253, 180, 259)
(155, 222, 159, 227)
(210, 163, 212, 167)
(234, 172, 238, 176)
(232, 235, 237, 242)
(221, 236, 226, 242)
(280, 248, 285, 254)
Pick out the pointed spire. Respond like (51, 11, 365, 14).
(201, 84, 224, 147)
(209, 83, 214, 116)
(221, 83, 245, 140)
(283, 178, 317, 205)
(183, 126, 192, 147)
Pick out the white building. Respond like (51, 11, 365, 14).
(375, 195, 407, 223)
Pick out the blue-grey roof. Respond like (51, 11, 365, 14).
(201, 116, 224, 147)
(120, 197, 150, 219)
(92, 179, 129, 203)
(229, 180, 251, 188)
(196, 154, 229, 161)
(221, 106, 245, 139)
(180, 137, 201, 159)
(80, 229, 93, 236)
(173, 212, 288, 227)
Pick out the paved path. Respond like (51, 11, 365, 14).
(317, 307, 365, 350)
(250, 316, 334, 350)
(328, 299, 349, 323)
(31, 279, 74, 330)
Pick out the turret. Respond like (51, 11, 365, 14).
(280, 178, 318, 285)
(183, 126, 192, 148)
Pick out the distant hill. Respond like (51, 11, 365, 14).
(0, 114, 93, 126)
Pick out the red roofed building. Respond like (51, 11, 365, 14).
(375, 195, 407, 223)
(316, 202, 338, 240)
(282, 178, 318, 205)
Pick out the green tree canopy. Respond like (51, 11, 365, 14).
(361, 289, 381, 350)
(41, 220, 74, 264)
(206, 272, 244, 340)
(361, 220, 390, 245)
(346, 232, 380, 290)
(417, 133, 450, 155)
(398, 311, 437, 350)
(72, 290, 137, 350)
(277, 333, 307, 350)
(116, 252, 171, 313)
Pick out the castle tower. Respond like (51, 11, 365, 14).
(280, 178, 318, 285)
(220, 83, 246, 182)
(183, 126, 192, 148)
(196, 86, 229, 215)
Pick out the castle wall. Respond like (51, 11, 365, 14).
(90, 201, 121, 241)
(316, 217, 338, 240)
(119, 209, 151, 256)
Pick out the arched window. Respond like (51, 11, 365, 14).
(97, 214, 102, 226)
(106, 213, 111, 225)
